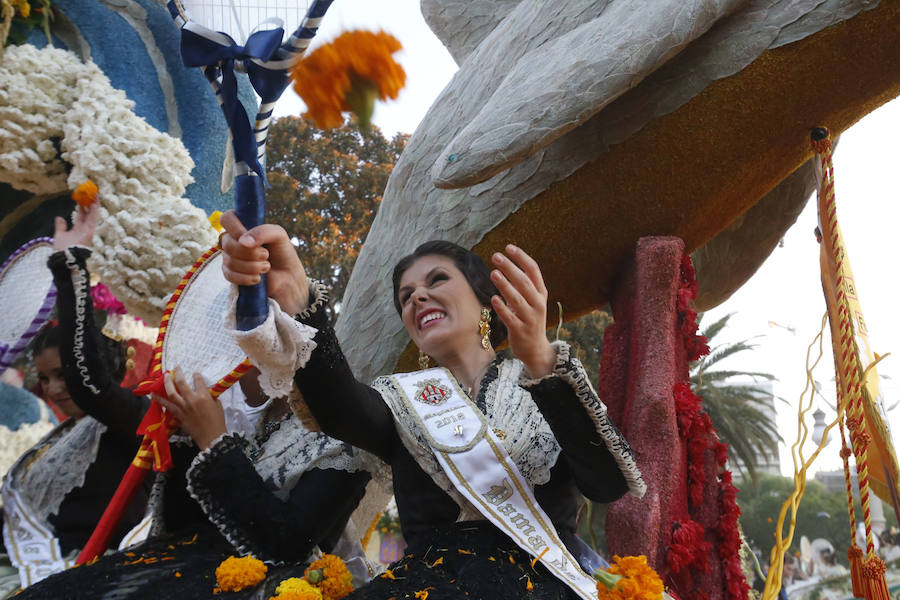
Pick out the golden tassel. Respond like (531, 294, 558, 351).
(848, 544, 864, 598)
(863, 555, 890, 600)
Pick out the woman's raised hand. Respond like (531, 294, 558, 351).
(490, 244, 556, 378)
(219, 210, 309, 315)
(154, 367, 225, 450)
(53, 203, 99, 251)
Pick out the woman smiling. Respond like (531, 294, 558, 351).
(220, 213, 645, 600)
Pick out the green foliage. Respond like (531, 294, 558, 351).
(692, 313, 780, 487)
(736, 473, 888, 567)
(375, 508, 402, 539)
(577, 500, 609, 557)
(555, 309, 613, 387)
(4, 0, 53, 46)
(265, 116, 408, 311)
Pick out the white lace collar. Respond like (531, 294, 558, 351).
(374, 356, 562, 516)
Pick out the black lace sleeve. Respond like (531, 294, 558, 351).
(186, 434, 370, 563)
(48, 248, 150, 439)
(293, 291, 397, 464)
(521, 342, 645, 502)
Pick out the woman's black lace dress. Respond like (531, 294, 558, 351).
(291, 294, 645, 600)
(14, 249, 370, 600)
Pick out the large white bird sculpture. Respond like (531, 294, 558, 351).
(336, 0, 899, 382)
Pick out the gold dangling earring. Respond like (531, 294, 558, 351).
(479, 307, 492, 351)
(418, 349, 430, 370)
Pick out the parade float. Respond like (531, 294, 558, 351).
(1, 0, 900, 599)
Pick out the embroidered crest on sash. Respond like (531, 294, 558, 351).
(413, 378, 451, 405)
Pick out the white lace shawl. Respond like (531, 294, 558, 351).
(2, 416, 106, 523)
(249, 414, 373, 502)
(374, 341, 646, 520)
(373, 356, 563, 520)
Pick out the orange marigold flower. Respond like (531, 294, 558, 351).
(595, 555, 664, 600)
(215, 555, 267, 592)
(14, 0, 30, 18)
(430, 557, 444, 567)
(414, 588, 434, 600)
(272, 577, 323, 600)
(290, 29, 406, 129)
(72, 180, 99, 207)
(304, 554, 354, 600)
(380, 569, 395, 580)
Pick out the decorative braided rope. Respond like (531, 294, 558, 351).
(839, 415, 865, 597)
(813, 129, 891, 600)
(813, 133, 877, 556)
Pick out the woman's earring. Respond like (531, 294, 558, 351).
(418, 349, 430, 370)
(479, 307, 492, 351)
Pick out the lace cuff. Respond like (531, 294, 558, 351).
(521, 341, 647, 498)
(225, 287, 318, 398)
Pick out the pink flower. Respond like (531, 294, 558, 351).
(90, 282, 127, 315)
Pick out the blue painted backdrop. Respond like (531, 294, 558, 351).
(24, 0, 260, 215)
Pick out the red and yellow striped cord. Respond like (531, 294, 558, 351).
(139, 245, 251, 398)
(839, 413, 865, 596)
(813, 130, 889, 600)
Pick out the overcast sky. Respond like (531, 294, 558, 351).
(274, 0, 900, 478)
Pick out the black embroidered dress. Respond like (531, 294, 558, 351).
(15, 249, 371, 599)
(293, 292, 645, 600)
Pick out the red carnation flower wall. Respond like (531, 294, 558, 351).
(601, 237, 747, 600)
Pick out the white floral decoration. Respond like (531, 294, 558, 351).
(0, 44, 218, 324)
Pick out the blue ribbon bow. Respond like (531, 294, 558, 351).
(180, 23, 289, 180)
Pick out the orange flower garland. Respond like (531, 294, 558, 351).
(595, 555, 665, 600)
(72, 180, 99, 207)
(215, 555, 268, 592)
(304, 554, 354, 600)
(290, 29, 406, 129)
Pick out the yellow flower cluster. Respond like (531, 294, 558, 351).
(595, 555, 664, 600)
(271, 577, 323, 600)
(12, 0, 30, 17)
(215, 555, 268, 592)
(304, 554, 354, 600)
(208, 210, 224, 232)
(290, 30, 406, 129)
(72, 180, 98, 208)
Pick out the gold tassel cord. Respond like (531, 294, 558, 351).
(813, 129, 893, 600)
(839, 413, 865, 598)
